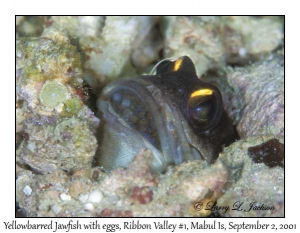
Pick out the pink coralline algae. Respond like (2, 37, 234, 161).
(130, 186, 154, 205)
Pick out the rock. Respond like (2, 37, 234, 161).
(218, 136, 284, 217)
(201, 53, 284, 140)
(162, 16, 283, 76)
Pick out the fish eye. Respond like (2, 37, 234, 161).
(193, 99, 214, 122)
(182, 87, 223, 133)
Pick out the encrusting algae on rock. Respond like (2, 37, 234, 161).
(16, 33, 99, 175)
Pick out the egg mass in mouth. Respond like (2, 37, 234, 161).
(95, 56, 238, 173)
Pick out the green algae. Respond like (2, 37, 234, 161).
(16, 37, 82, 84)
(54, 118, 96, 150)
(39, 81, 68, 108)
(23, 65, 47, 82)
(61, 98, 82, 117)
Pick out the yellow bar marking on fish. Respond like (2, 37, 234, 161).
(190, 89, 213, 98)
(173, 58, 183, 71)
